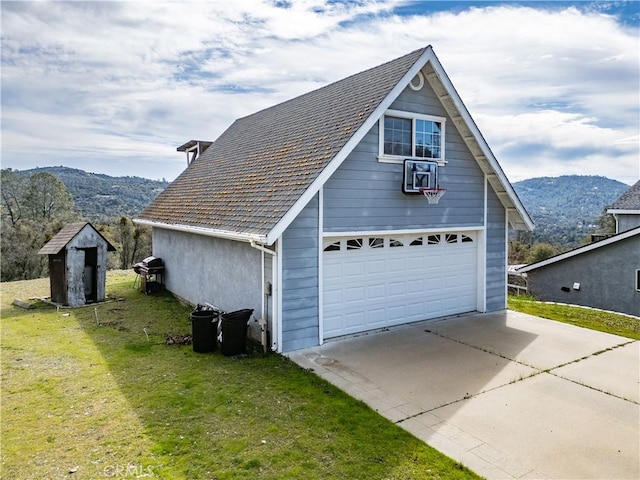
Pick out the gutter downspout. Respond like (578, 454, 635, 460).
(133, 219, 267, 244)
(250, 241, 277, 257)
(250, 241, 277, 352)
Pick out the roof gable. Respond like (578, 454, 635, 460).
(140, 48, 425, 242)
(139, 46, 532, 244)
(608, 179, 640, 212)
(38, 222, 116, 255)
(518, 226, 640, 273)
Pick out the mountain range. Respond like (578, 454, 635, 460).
(6, 167, 631, 247)
(512, 175, 629, 245)
(12, 166, 169, 223)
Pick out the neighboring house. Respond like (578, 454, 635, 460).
(38, 222, 116, 307)
(520, 180, 640, 317)
(517, 227, 640, 317)
(607, 179, 640, 233)
(137, 46, 533, 353)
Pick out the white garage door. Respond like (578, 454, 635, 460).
(323, 232, 478, 339)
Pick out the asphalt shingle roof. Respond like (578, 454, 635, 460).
(610, 180, 640, 210)
(38, 222, 116, 255)
(139, 48, 427, 237)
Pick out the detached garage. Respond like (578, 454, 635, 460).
(137, 46, 532, 353)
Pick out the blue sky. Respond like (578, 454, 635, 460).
(1, 0, 638, 184)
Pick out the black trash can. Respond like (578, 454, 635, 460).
(220, 309, 253, 356)
(190, 309, 218, 353)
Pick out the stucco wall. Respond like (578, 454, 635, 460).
(152, 228, 262, 315)
(527, 235, 640, 317)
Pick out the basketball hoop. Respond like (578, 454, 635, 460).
(420, 187, 446, 204)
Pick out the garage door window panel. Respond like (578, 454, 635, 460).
(410, 237, 423, 246)
(324, 240, 341, 252)
(427, 234, 441, 245)
(369, 237, 384, 249)
(347, 238, 363, 250)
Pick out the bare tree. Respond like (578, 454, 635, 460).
(1, 169, 25, 226)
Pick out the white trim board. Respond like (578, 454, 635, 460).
(607, 209, 640, 215)
(323, 226, 484, 238)
(134, 219, 267, 244)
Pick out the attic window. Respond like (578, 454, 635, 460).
(379, 110, 446, 165)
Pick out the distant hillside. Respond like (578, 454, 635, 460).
(513, 175, 629, 245)
(15, 166, 169, 222)
(9, 168, 630, 247)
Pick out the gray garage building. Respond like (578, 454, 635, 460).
(518, 227, 640, 317)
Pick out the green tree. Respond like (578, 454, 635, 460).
(525, 243, 559, 264)
(1, 170, 77, 281)
(23, 172, 74, 222)
(0, 169, 26, 226)
(116, 217, 151, 269)
(508, 241, 530, 264)
(101, 217, 152, 270)
(0, 219, 50, 281)
(596, 206, 616, 234)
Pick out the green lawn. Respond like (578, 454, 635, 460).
(1, 272, 479, 480)
(508, 295, 640, 340)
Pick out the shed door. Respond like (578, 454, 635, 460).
(322, 232, 477, 339)
(49, 251, 67, 304)
(83, 247, 97, 303)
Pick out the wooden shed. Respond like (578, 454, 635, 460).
(38, 222, 116, 307)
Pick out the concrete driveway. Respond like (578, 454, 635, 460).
(289, 311, 640, 479)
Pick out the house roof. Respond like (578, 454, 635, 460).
(38, 222, 116, 255)
(138, 46, 532, 245)
(607, 179, 640, 213)
(517, 226, 640, 273)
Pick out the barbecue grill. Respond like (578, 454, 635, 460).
(133, 256, 165, 293)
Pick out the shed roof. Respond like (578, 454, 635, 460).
(608, 179, 640, 212)
(138, 46, 532, 244)
(38, 222, 116, 255)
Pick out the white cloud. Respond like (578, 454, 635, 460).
(476, 110, 639, 182)
(1, 1, 638, 185)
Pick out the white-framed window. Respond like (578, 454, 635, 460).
(636, 270, 640, 291)
(379, 109, 446, 165)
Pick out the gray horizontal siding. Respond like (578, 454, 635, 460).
(323, 83, 485, 232)
(486, 187, 507, 311)
(281, 194, 319, 351)
(618, 215, 640, 233)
